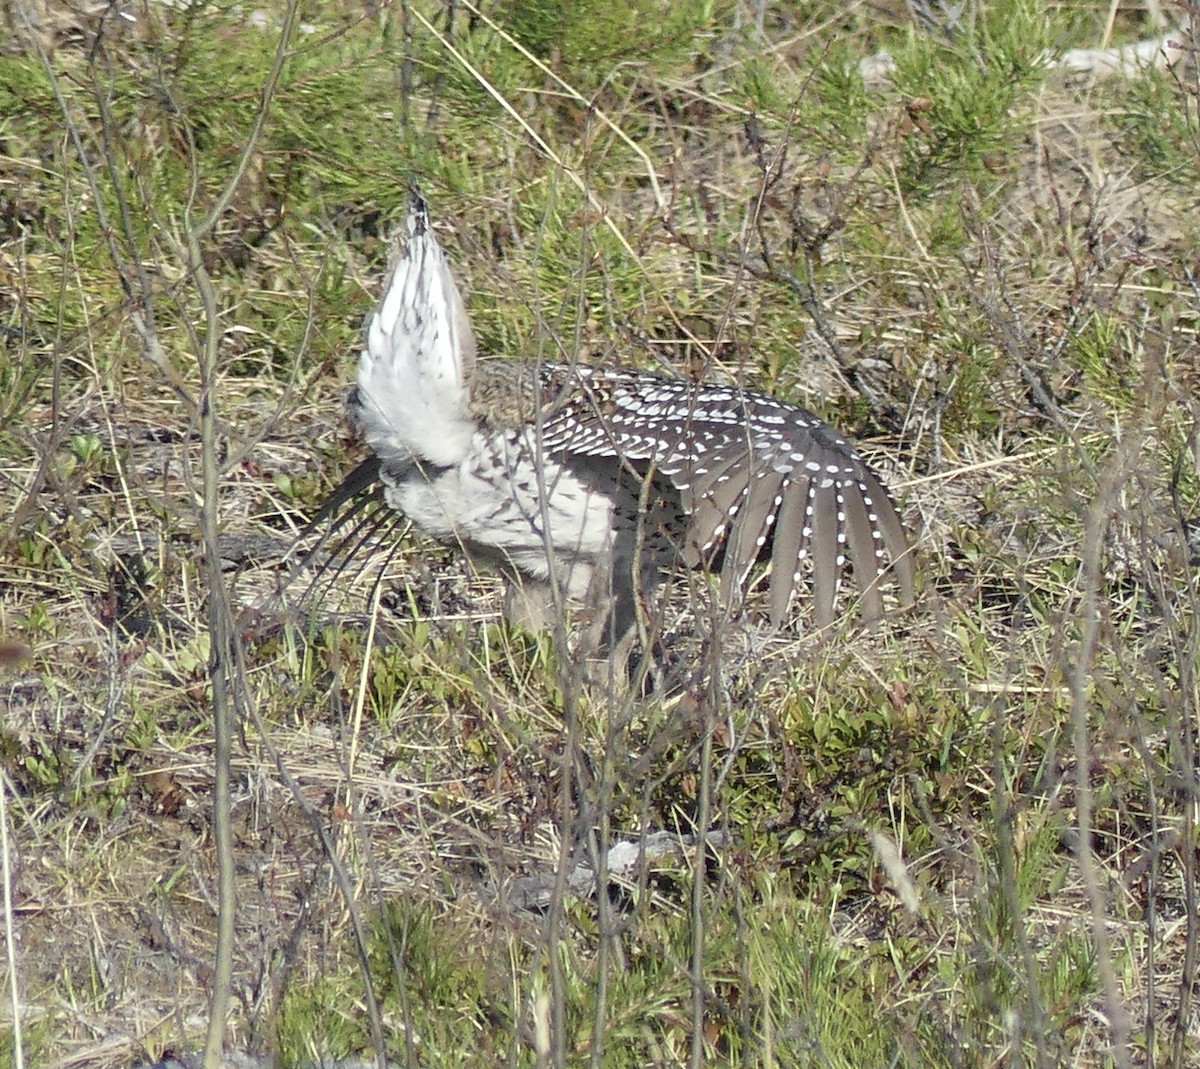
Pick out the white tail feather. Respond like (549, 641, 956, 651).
(354, 195, 477, 469)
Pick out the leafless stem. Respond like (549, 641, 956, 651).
(155, 2, 305, 1064)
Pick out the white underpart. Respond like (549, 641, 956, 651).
(352, 205, 618, 598)
(382, 428, 615, 598)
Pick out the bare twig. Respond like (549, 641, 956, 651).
(150, 1, 313, 1064)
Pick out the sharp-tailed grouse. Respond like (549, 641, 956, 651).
(338, 194, 913, 646)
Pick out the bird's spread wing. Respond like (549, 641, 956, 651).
(535, 364, 914, 624)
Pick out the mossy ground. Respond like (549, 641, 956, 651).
(2, 1, 1200, 1066)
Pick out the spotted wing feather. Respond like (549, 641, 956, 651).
(536, 364, 912, 623)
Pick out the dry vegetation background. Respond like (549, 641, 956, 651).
(2, 0, 1200, 1066)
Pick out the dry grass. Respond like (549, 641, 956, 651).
(3, 0, 1200, 1066)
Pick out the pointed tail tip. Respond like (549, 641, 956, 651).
(405, 184, 430, 238)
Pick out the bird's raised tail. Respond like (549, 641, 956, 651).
(347, 191, 478, 471)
